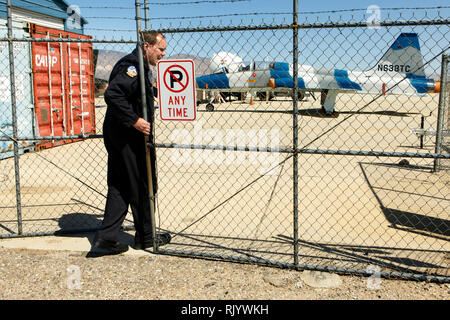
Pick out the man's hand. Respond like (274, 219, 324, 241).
(132, 117, 151, 135)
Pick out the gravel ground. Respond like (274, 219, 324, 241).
(0, 246, 448, 301)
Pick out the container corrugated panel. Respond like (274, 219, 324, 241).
(30, 23, 95, 150)
(0, 19, 37, 160)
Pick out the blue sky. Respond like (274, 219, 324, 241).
(70, 0, 449, 74)
(70, 0, 449, 39)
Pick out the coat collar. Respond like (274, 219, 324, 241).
(131, 48, 150, 72)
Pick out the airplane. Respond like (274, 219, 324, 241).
(195, 33, 441, 115)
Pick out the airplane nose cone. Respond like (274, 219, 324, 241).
(195, 75, 208, 88)
(195, 73, 230, 89)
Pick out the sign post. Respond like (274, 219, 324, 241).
(157, 59, 196, 121)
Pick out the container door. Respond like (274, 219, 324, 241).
(0, 19, 36, 159)
(66, 40, 95, 137)
(30, 24, 95, 151)
(31, 32, 66, 145)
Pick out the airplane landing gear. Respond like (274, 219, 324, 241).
(206, 103, 214, 112)
(319, 106, 338, 118)
(257, 91, 274, 101)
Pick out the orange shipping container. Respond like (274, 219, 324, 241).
(30, 24, 96, 150)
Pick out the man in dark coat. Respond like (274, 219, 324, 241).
(93, 32, 171, 253)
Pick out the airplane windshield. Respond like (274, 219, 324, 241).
(239, 61, 270, 72)
(212, 60, 270, 74)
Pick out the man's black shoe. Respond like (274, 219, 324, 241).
(92, 237, 129, 254)
(133, 232, 172, 250)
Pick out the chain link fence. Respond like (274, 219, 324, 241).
(0, 3, 449, 282)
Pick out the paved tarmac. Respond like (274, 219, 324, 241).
(0, 94, 447, 275)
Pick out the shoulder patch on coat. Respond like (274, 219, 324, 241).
(126, 66, 138, 78)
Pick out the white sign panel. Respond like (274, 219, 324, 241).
(157, 59, 196, 121)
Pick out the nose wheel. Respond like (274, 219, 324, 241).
(206, 103, 214, 112)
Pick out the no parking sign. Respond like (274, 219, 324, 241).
(157, 59, 196, 121)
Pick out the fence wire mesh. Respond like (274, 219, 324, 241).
(0, 5, 449, 282)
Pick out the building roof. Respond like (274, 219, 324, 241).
(0, 0, 88, 25)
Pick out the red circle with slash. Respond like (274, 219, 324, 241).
(163, 64, 189, 93)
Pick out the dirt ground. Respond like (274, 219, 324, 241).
(0, 94, 448, 305)
(0, 244, 448, 301)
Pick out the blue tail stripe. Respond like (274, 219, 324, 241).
(391, 33, 421, 51)
(334, 69, 362, 90)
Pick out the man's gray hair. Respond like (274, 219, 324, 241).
(141, 32, 165, 45)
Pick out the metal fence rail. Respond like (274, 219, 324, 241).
(0, 3, 449, 282)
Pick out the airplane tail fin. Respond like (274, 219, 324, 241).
(371, 33, 425, 76)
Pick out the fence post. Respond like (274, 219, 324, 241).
(292, 0, 299, 266)
(135, 0, 158, 250)
(433, 54, 448, 172)
(144, 0, 149, 30)
(7, 0, 23, 235)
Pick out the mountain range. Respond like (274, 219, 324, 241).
(93, 50, 212, 81)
